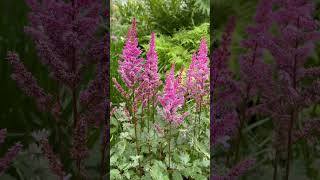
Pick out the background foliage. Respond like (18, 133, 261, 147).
(211, 0, 320, 179)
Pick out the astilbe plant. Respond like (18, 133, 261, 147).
(211, 16, 256, 179)
(5, 0, 108, 179)
(187, 38, 210, 139)
(252, 0, 320, 179)
(158, 64, 189, 168)
(112, 18, 209, 179)
(112, 18, 143, 168)
(212, 0, 320, 179)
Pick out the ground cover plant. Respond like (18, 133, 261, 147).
(110, 18, 210, 179)
(211, 0, 320, 179)
(1, 0, 109, 179)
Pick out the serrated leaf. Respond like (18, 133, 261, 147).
(150, 161, 169, 180)
(179, 153, 190, 165)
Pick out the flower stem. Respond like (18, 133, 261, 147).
(285, 111, 296, 180)
(198, 103, 202, 137)
(273, 149, 278, 180)
(168, 122, 172, 169)
(132, 88, 141, 175)
(147, 99, 151, 153)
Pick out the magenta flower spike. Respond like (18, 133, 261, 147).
(158, 64, 189, 126)
(187, 38, 209, 108)
(138, 32, 160, 105)
(118, 18, 143, 89)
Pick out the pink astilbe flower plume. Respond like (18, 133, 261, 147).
(187, 38, 209, 108)
(158, 65, 189, 126)
(138, 32, 161, 105)
(117, 18, 143, 89)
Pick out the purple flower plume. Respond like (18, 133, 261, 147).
(24, 0, 104, 88)
(256, 0, 320, 152)
(187, 38, 209, 109)
(6, 52, 52, 112)
(211, 16, 238, 146)
(158, 64, 189, 126)
(137, 32, 161, 106)
(118, 18, 143, 89)
(39, 138, 66, 179)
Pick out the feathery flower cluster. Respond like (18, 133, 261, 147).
(187, 38, 209, 108)
(158, 65, 189, 125)
(211, 16, 238, 146)
(80, 53, 109, 126)
(117, 18, 143, 89)
(211, 15, 257, 179)
(239, 0, 274, 101)
(253, 0, 320, 177)
(0, 129, 23, 175)
(39, 138, 66, 179)
(70, 118, 89, 163)
(211, 0, 320, 179)
(6, 52, 52, 112)
(113, 18, 161, 110)
(138, 32, 161, 105)
(23, 0, 104, 88)
(5, 0, 107, 177)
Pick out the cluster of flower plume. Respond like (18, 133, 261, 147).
(5, 0, 108, 178)
(0, 129, 23, 176)
(113, 18, 209, 126)
(211, 0, 320, 179)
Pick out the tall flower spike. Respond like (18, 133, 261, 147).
(0, 143, 23, 175)
(211, 16, 238, 147)
(158, 65, 189, 125)
(138, 32, 160, 105)
(6, 52, 52, 112)
(23, 0, 104, 88)
(118, 18, 143, 88)
(39, 138, 66, 179)
(187, 38, 209, 108)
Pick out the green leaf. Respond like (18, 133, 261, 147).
(179, 153, 190, 165)
(150, 161, 169, 180)
(172, 171, 183, 180)
(110, 169, 122, 180)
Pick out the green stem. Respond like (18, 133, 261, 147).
(132, 88, 141, 175)
(147, 98, 151, 153)
(168, 122, 172, 169)
(198, 103, 202, 137)
(273, 149, 278, 180)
